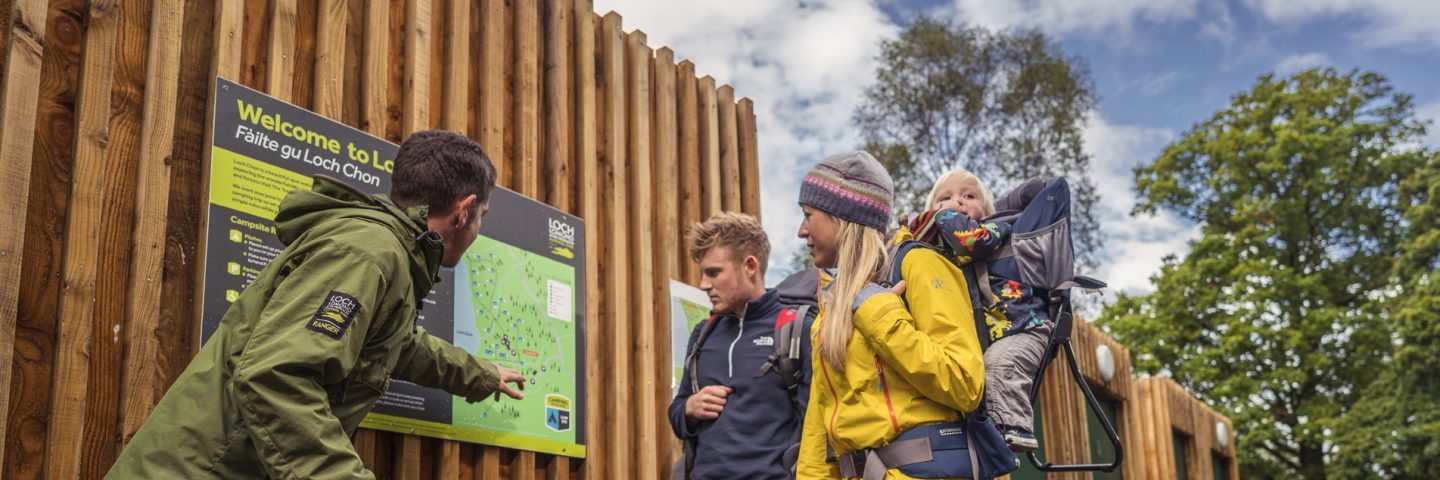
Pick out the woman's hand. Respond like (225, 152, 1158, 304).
(853, 281, 906, 312)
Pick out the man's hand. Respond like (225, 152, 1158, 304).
(684, 385, 732, 425)
(492, 366, 526, 401)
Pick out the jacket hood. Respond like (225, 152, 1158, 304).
(274, 175, 444, 298)
(775, 268, 821, 308)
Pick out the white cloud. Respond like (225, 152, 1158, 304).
(1243, 0, 1440, 49)
(595, 0, 900, 282)
(1274, 52, 1331, 76)
(1198, 1, 1237, 47)
(949, 0, 1201, 39)
(1082, 114, 1199, 297)
(1419, 99, 1440, 149)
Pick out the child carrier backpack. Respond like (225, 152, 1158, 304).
(675, 268, 821, 480)
(880, 177, 1123, 477)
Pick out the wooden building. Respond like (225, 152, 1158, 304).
(0, 0, 1237, 478)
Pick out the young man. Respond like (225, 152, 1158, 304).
(669, 212, 818, 480)
(109, 130, 525, 479)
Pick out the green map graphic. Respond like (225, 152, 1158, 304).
(670, 294, 712, 389)
(453, 235, 577, 445)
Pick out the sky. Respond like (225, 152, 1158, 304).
(593, 0, 1440, 300)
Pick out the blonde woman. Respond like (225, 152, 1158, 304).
(794, 151, 987, 479)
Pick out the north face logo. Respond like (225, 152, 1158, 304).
(753, 336, 774, 347)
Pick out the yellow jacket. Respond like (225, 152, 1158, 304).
(797, 247, 987, 479)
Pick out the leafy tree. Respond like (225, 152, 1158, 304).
(785, 244, 815, 277)
(855, 16, 1102, 270)
(1329, 148, 1440, 479)
(1098, 68, 1431, 479)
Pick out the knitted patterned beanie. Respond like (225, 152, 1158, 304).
(797, 151, 893, 230)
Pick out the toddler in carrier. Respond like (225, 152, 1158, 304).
(902, 168, 1063, 453)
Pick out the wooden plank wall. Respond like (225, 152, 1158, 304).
(0, 0, 763, 478)
(1, 1, 1242, 479)
(1129, 377, 1240, 480)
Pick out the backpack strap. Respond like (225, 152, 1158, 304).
(752, 305, 812, 414)
(960, 263, 994, 352)
(884, 241, 992, 352)
(680, 314, 720, 480)
(971, 261, 996, 311)
(686, 315, 719, 396)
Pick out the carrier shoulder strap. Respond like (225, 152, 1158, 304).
(885, 241, 992, 352)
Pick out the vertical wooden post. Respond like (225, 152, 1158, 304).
(717, 85, 740, 213)
(361, 0, 388, 134)
(514, 0, 540, 198)
(481, 446, 503, 478)
(401, 0, 431, 136)
(119, 0, 185, 444)
(438, 441, 462, 479)
(511, 449, 537, 480)
(572, 3, 600, 478)
(737, 98, 760, 219)
(313, 0, 348, 118)
(435, 2, 469, 474)
(478, 0, 506, 182)
(43, 1, 120, 477)
(268, 0, 298, 101)
(352, 0, 391, 464)
(396, 433, 422, 479)
(543, 0, 572, 210)
(398, 0, 432, 473)
(697, 76, 720, 219)
(440, 0, 468, 131)
(651, 47, 680, 478)
(599, 12, 629, 480)
(625, 29, 657, 480)
(675, 61, 700, 285)
(0, 0, 49, 469)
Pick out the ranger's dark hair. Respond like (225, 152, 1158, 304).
(390, 130, 497, 214)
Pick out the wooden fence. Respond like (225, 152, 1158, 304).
(2, 1, 1241, 479)
(0, 0, 761, 478)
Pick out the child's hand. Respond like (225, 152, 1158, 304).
(934, 198, 966, 217)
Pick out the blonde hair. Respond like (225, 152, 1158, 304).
(686, 212, 771, 273)
(925, 168, 997, 216)
(817, 214, 889, 372)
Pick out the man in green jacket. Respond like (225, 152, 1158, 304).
(108, 130, 525, 479)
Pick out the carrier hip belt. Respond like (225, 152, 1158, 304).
(834, 437, 934, 480)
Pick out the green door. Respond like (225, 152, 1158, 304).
(1173, 430, 1191, 480)
(1087, 396, 1123, 480)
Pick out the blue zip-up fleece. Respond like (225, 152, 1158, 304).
(668, 288, 813, 480)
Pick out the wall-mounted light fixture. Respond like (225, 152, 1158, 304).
(1095, 344, 1115, 382)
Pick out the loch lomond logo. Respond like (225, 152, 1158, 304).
(548, 217, 576, 259)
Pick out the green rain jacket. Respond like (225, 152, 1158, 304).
(108, 176, 501, 479)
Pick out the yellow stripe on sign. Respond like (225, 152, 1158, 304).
(209, 146, 314, 220)
(359, 413, 587, 458)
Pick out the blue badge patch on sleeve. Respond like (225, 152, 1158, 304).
(307, 291, 360, 340)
